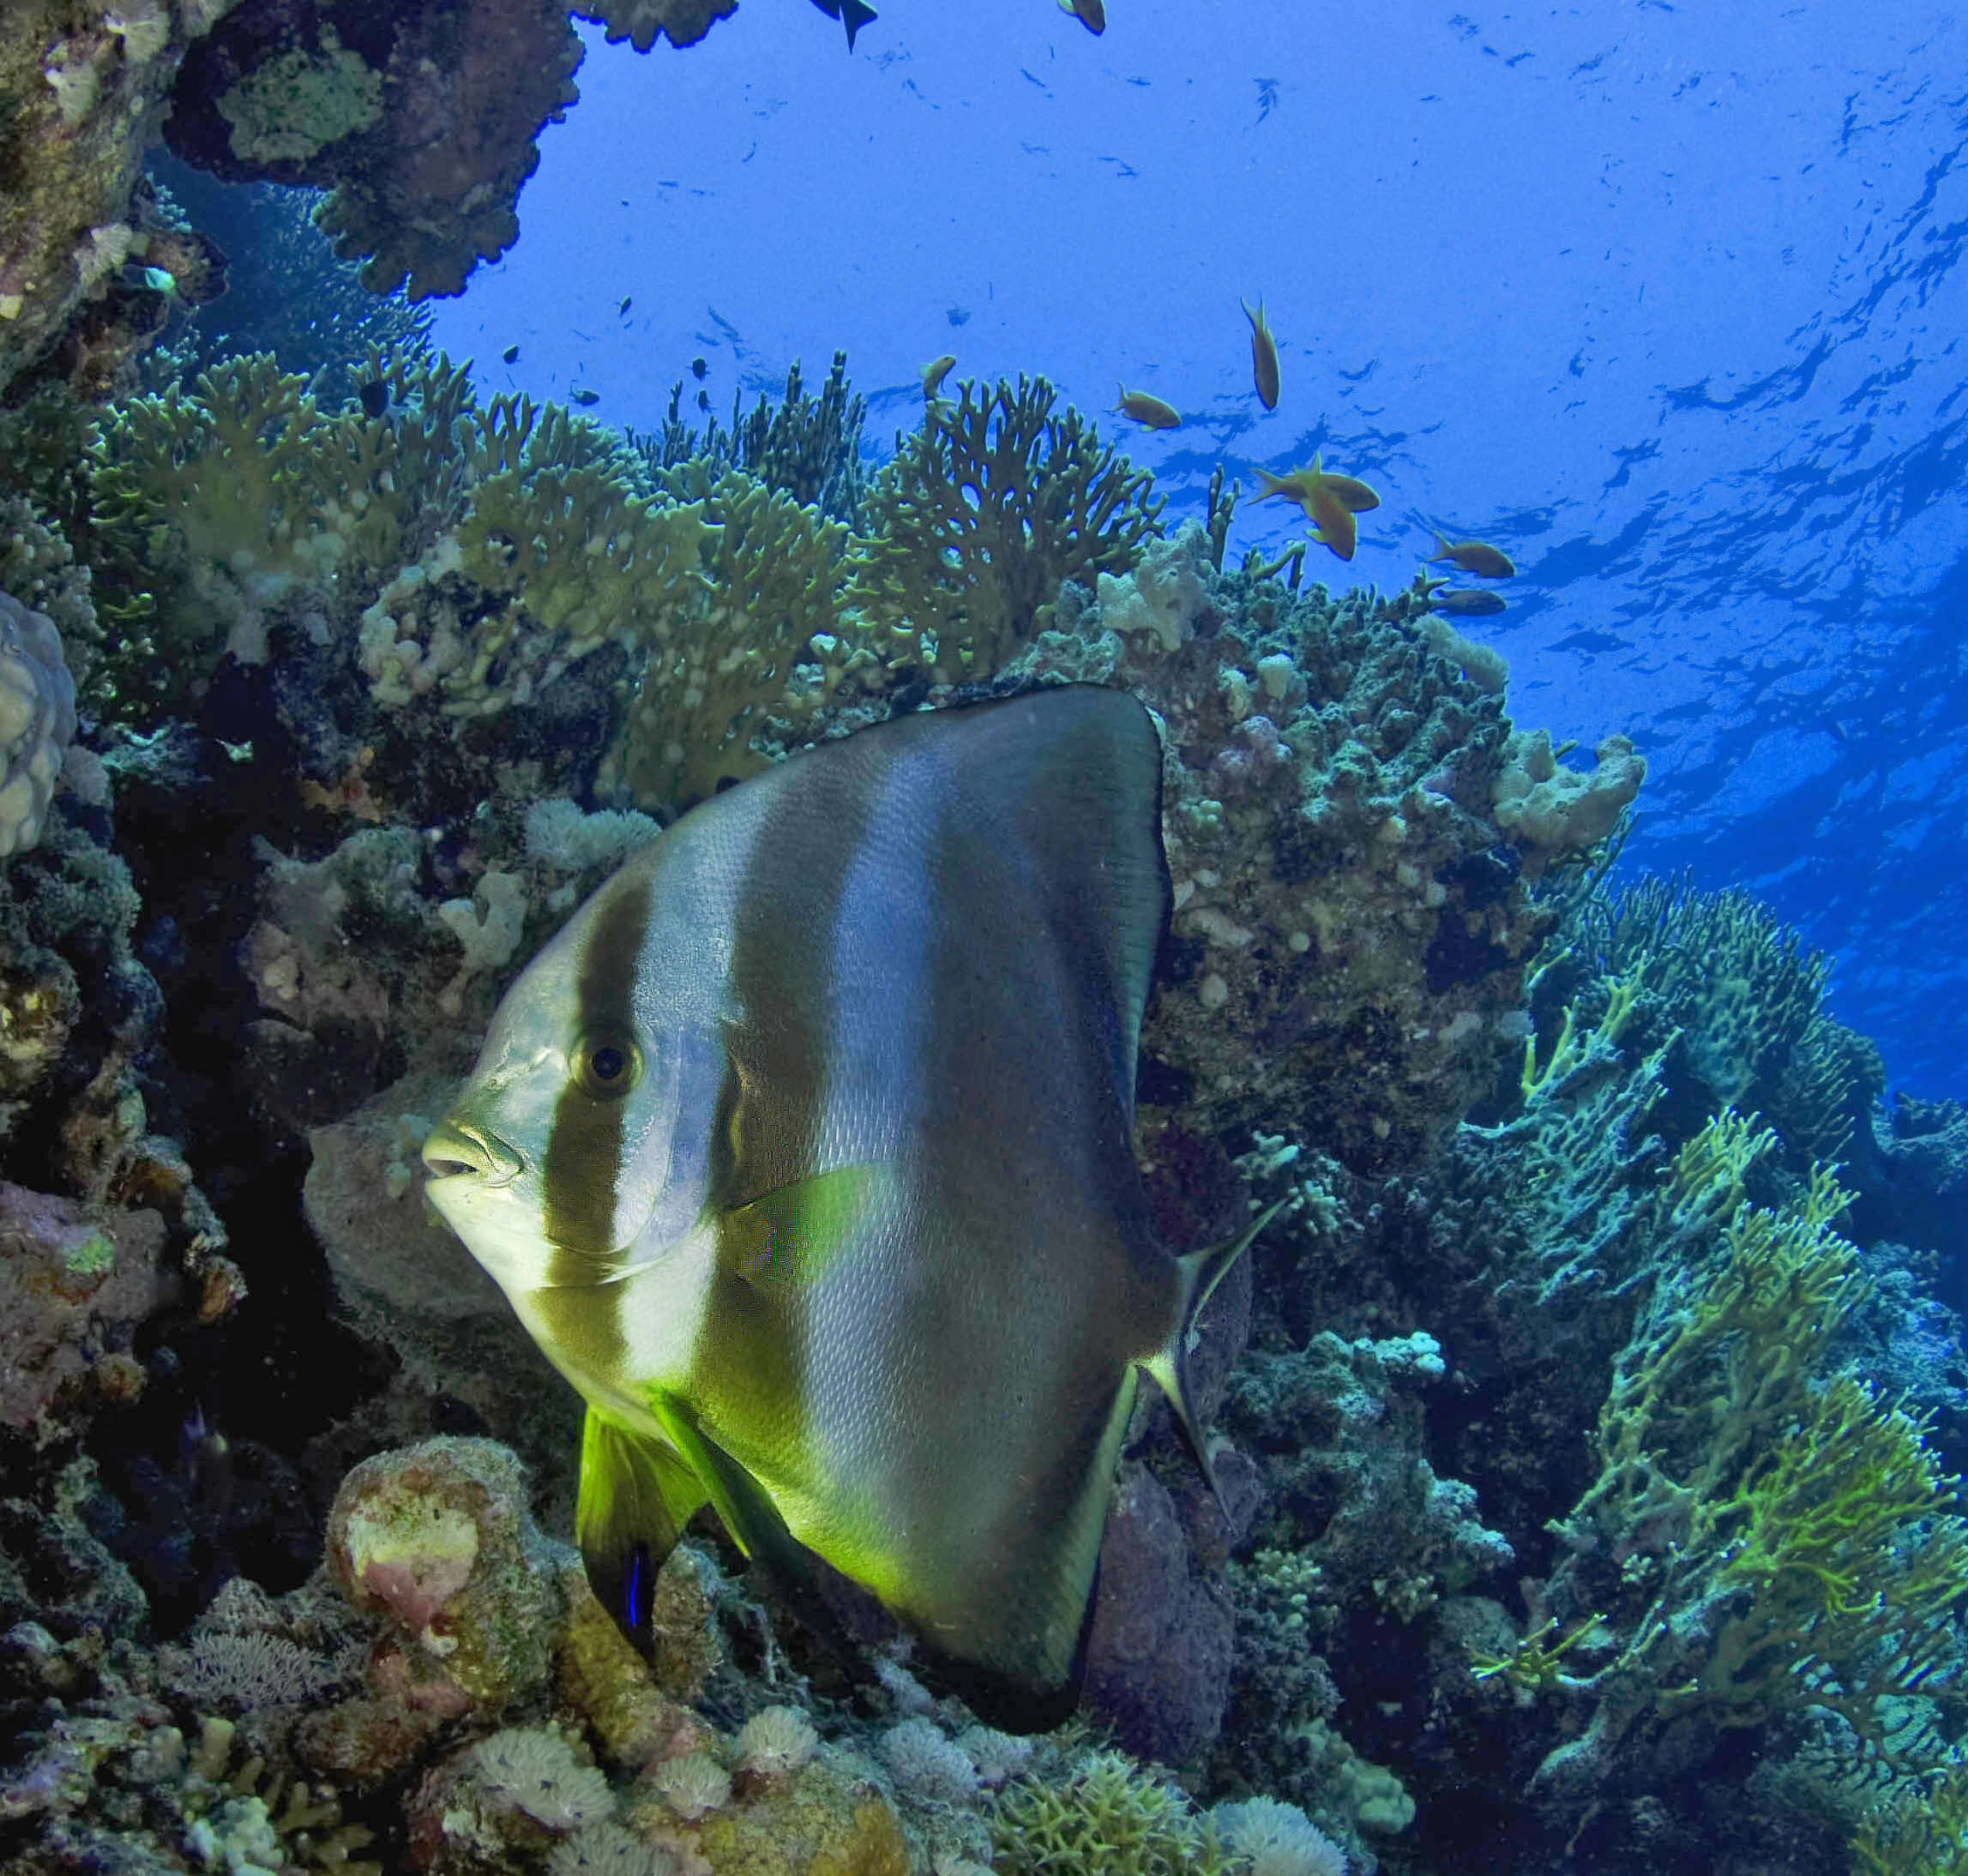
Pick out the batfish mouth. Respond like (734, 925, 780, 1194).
(422, 1119, 525, 1189)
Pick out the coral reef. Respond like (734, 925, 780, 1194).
(3, 237, 1964, 1876)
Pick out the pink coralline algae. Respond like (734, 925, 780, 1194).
(324, 1434, 573, 1711)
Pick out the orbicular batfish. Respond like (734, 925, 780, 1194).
(422, 687, 1267, 1727)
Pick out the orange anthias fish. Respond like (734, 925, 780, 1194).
(1242, 296, 1279, 409)
(1252, 454, 1381, 561)
(1059, 0, 1105, 33)
(1427, 532, 1515, 579)
(921, 354, 957, 400)
(1115, 384, 1180, 429)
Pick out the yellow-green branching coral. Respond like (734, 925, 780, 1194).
(605, 466, 851, 811)
(847, 375, 1164, 682)
(1679, 1375, 1968, 1735)
(1852, 1758, 1968, 1874)
(993, 1751, 1235, 1876)
(1534, 1142, 1968, 1787)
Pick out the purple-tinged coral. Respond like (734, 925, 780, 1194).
(324, 1434, 571, 1710)
(0, 1180, 165, 1432)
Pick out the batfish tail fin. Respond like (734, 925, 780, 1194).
(1143, 1200, 1288, 1494)
(576, 1410, 708, 1648)
(842, 0, 876, 47)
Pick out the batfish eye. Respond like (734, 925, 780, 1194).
(575, 1029, 641, 1099)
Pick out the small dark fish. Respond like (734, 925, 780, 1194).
(1431, 588, 1508, 616)
(618, 296, 633, 317)
(947, 304, 972, 328)
(809, 0, 876, 49)
(690, 357, 708, 380)
(358, 379, 388, 419)
(502, 344, 520, 364)
(571, 388, 600, 407)
(696, 388, 712, 412)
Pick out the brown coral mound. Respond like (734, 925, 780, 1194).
(165, 0, 583, 298)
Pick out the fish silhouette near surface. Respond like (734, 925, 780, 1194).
(422, 688, 1269, 1729)
(1115, 384, 1181, 429)
(1426, 532, 1516, 579)
(1242, 296, 1279, 409)
(809, 0, 876, 49)
(1252, 454, 1381, 560)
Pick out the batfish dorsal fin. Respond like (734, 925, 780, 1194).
(576, 1410, 708, 1641)
(956, 687, 1168, 1117)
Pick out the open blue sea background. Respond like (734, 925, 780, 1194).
(420, 0, 1968, 1103)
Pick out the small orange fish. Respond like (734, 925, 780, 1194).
(1116, 384, 1180, 430)
(1252, 454, 1378, 559)
(1427, 532, 1515, 579)
(921, 354, 957, 400)
(1430, 588, 1507, 616)
(1252, 456, 1379, 518)
(1242, 296, 1279, 410)
(1058, 0, 1104, 33)
(1321, 471, 1380, 513)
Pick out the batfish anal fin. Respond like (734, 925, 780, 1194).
(1143, 1199, 1290, 1495)
(576, 1409, 708, 1645)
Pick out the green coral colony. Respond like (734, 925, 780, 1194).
(0, 8, 1965, 1876)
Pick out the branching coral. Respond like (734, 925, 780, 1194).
(993, 1751, 1235, 1876)
(1526, 1133, 1968, 1797)
(1579, 875, 1842, 1141)
(638, 352, 869, 524)
(847, 375, 1165, 680)
(605, 465, 852, 809)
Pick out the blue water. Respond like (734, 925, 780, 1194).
(425, 0, 1968, 1102)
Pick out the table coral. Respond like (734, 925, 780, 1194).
(166, 0, 583, 300)
(577, 0, 739, 51)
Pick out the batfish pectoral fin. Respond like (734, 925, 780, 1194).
(1142, 1199, 1290, 1496)
(717, 1163, 885, 1294)
(576, 1409, 709, 1644)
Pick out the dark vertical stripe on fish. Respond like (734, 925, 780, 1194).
(544, 870, 654, 1273)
